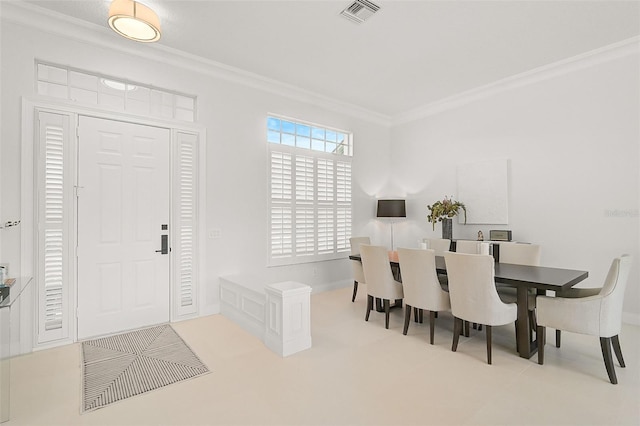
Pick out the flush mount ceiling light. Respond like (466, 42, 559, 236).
(108, 0, 161, 42)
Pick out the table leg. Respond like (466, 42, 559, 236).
(516, 286, 537, 358)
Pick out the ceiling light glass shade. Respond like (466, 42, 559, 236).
(108, 0, 161, 42)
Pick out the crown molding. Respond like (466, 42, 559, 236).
(0, 1, 391, 126)
(3, 2, 637, 128)
(391, 36, 640, 126)
(392, 36, 640, 125)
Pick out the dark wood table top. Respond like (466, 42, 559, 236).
(349, 254, 588, 292)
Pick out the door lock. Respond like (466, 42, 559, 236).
(156, 234, 169, 254)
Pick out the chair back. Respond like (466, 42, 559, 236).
(361, 244, 403, 300)
(499, 243, 541, 266)
(397, 248, 450, 312)
(455, 240, 491, 255)
(350, 237, 370, 283)
(599, 254, 632, 336)
(444, 252, 516, 326)
(423, 238, 451, 256)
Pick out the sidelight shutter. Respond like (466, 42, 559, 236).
(174, 132, 199, 317)
(37, 111, 71, 343)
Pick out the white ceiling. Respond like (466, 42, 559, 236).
(22, 0, 640, 117)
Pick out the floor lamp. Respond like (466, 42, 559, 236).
(376, 199, 406, 251)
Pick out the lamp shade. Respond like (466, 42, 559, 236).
(108, 0, 161, 42)
(376, 199, 406, 218)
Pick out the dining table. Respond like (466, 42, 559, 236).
(349, 253, 589, 359)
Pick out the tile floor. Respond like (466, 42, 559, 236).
(7, 286, 640, 425)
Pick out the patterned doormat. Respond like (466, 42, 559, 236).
(82, 324, 209, 412)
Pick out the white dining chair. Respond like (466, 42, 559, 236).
(536, 255, 632, 384)
(423, 238, 452, 290)
(422, 238, 451, 256)
(444, 252, 517, 364)
(397, 248, 451, 344)
(454, 240, 482, 254)
(495, 243, 541, 348)
(552, 286, 601, 347)
(349, 236, 370, 302)
(360, 244, 404, 329)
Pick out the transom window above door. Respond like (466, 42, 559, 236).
(35, 61, 197, 122)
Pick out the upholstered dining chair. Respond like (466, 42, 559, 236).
(444, 252, 517, 364)
(397, 248, 451, 344)
(499, 243, 541, 266)
(423, 238, 451, 290)
(496, 244, 541, 331)
(552, 286, 601, 347)
(422, 238, 451, 256)
(349, 237, 370, 302)
(360, 244, 404, 329)
(454, 240, 483, 254)
(536, 255, 632, 384)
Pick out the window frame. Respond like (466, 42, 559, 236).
(267, 115, 352, 266)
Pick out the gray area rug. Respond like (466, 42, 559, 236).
(82, 324, 209, 412)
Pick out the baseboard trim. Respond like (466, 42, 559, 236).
(311, 279, 351, 294)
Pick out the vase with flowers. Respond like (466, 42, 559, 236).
(427, 196, 467, 240)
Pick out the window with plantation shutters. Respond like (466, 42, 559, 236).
(267, 115, 352, 265)
(174, 131, 199, 316)
(37, 111, 71, 343)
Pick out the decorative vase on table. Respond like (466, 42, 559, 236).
(441, 218, 453, 240)
(427, 196, 466, 240)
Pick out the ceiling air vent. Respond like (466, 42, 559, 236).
(340, 0, 380, 24)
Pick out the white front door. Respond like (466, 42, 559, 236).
(77, 116, 170, 339)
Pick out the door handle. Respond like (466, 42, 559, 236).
(155, 234, 169, 254)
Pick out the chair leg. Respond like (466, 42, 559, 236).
(537, 325, 545, 365)
(611, 335, 626, 368)
(384, 299, 391, 329)
(365, 295, 373, 321)
(414, 307, 419, 323)
(351, 280, 358, 302)
(600, 337, 618, 384)
(464, 321, 470, 337)
(556, 329, 561, 348)
(486, 325, 492, 365)
(429, 311, 436, 345)
(403, 304, 412, 335)
(514, 321, 520, 353)
(452, 317, 462, 351)
(419, 309, 424, 323)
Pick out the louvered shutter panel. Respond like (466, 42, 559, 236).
(295, 155, 315, 256)
(336, 161, 352, 252)
(37, 111, 70, 343)
(174, 132, 198, 317)
(270, 151, 293, 258)
(317, 159, 335, 254)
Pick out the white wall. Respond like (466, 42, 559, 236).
(0, 11, 390, 324)
(389, 49, 640, 322)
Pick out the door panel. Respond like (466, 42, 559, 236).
(77, 116, 170, 339)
